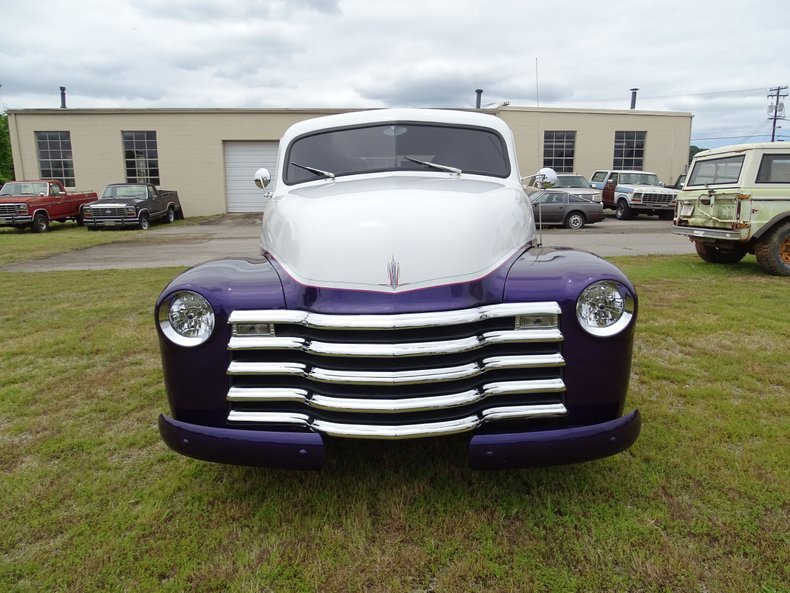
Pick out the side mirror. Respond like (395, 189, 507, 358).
(535, 167, 557, 189)
(606, 179, 615, 185)
(253, 168, 271, 189)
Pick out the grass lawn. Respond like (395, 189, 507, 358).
(0, 256, 787, 592)
(0, 216, 212, 266)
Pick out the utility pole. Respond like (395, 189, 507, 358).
(768, 86, 787, 142)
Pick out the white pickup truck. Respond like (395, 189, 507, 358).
(590, 169, 677, 220)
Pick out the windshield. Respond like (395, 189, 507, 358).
(687, 155, 745, 186)
(555, 175, 590, 188)
(0, 182, 48, 196)
(284, 123, 510, 184)
(101, 185, 147, 199)
(618, 173, 662, 186)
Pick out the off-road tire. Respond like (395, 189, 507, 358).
(615, 199, 632, 220)
(694, 240, 748, 264)
(564, 211, 586, 229)
(138, 212, 151, 231)
(754, 220, 790, 276)
(31, 212, 49, 233)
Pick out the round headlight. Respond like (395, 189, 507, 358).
(158, 290, 215, 347)
(576, 281, 635, 337)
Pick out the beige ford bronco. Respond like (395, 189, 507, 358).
(673, 143, 790, 276)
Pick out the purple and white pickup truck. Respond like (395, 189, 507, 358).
(155, 109, 641, 470)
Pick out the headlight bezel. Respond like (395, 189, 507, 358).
(575, 280, 635, 337)
(158, 290, 216, 347)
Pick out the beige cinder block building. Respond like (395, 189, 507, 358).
(7, 106, 692, 217)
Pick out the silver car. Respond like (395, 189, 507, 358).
(553, 174, 603, 203)
(530, 189, 605, 229)
(524, 173, 603, 203)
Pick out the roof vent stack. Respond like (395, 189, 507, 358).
(60, 86, 67, 109)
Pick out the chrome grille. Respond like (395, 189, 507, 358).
(639, 192, 675, 205)
(88, 206, 126, 217)
(225, 303, 567, 439)
(0, 204, 22, 215)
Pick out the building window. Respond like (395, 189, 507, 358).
(35, 131, 75, 187)
(613, 131, 646, 170)
(543, 131, 576, 173)
(123, 131, 160, 184)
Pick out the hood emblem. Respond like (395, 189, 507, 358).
(387, 256, 401, 290)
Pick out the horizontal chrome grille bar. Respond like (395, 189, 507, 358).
(227, 403, 568, 439)
(227, 353, 565, 385)
(228, 328, 562, 357)
(228, 302, 561, 330)
(227, 378, 565, 413)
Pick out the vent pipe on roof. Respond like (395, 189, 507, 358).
(60, 86, 67, 109)
(475, 89, 483, 109)
(629, 88, 639, 110)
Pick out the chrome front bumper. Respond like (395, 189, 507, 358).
(0, 214, 33, 225)
(158, 409, 641, 470)
(84, 216, 139, 228)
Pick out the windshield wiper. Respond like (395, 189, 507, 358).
(290, 162, 335, 179)
(403, 156, 462, 175)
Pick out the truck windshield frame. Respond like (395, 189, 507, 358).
(283, 122, 510, 185)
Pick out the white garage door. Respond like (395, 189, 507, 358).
(224, 141, 279, 212)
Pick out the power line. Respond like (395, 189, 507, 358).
(509, 86, 778, 107)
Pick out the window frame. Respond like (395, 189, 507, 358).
(612, 131, 646, 170)
(35, 131, 75, 187)
(122, 130, 161, 185)
(543, 130, 576, 173)
(755, 153, 790, 184)
(686, 155, 745, 187)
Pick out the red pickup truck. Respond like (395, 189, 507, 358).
(0, 180, 98, 233)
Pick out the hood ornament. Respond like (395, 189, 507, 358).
(387, 256, 401, 290)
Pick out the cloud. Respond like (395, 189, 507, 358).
(1, 0, 788, 146)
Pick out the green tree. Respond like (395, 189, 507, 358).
(0, 112, 14, 183)
(689, 145, 706, 164)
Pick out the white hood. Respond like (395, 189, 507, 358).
(261, 175, 535, 292)
(624, 184, 677, 194)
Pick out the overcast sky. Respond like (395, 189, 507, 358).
(1, 0, 788, 148)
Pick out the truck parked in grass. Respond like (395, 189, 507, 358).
(0, 180, 97, 232)
(590, 170, 677, 220)
(155, 108, 641, 470)
(83, 183, 182, 230)
(673, 143, 790, 276)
